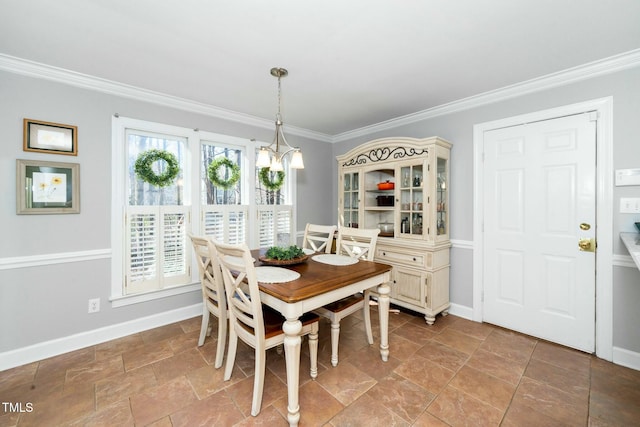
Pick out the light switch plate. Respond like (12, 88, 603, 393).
(620, 198, 640, 213)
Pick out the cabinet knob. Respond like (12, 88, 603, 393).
(413, 257, 416, 261)
(383, 252, 386, 256)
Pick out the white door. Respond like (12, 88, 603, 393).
(483, 113, 596, 352)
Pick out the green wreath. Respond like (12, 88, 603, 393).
(134, 149, 180, 187)
(208, 157, 241, 189)
(259, 167, 285, 191)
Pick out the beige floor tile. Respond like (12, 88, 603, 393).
(273, 380, 344, 426)
(315, 360, 376, 406)
(129, 376, 199, 425)
(95, 365, 157, 410)
(511, 377, 588, 425)
(465, 348, 527, 385)
(394, 357, 455, 395)
(169, 389, 245, 426)
(414, 340, 470, 372)
(449, 365, 517, 411)
(151, 347, 207, 383)
(328, 393, 410, 427)
(365, 373, 435, 423)
(428, 386, 504, 427)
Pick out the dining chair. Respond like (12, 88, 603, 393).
(214, 241, 320, 417)
(302, 223, 337, 254)
(314, 226, 380, 366)
(188, 234, 228, 369)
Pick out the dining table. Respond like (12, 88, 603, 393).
(251, 248, 393, 426)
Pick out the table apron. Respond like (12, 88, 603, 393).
(260, 271, 391, 319)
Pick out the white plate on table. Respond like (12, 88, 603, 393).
(255, 266, 301, 283)
(311, 254, 359, 266)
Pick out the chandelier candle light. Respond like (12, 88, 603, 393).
(256, 67, 304, 171)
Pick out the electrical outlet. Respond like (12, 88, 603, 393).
(88, 298, 100, 313)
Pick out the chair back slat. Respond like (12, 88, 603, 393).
(335, 226, 380, 261)
(214, 241, 265, 339)
(302, 223, 337, 253)
(189, 234, 225, 311)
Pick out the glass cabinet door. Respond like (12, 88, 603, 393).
(399, 163, 424, 236)
(436, 157, 447, 236)
(342, 171, 359, 228)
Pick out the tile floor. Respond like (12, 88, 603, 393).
(2, 307, 640, 426)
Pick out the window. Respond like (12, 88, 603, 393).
(111, 117, 297, 305)
(125, 130, 190, 294)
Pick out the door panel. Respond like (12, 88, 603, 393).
(483, 113, 596, 352)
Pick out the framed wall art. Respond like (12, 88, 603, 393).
(23, 118, 78, 156)
(16, 159, 80, 214)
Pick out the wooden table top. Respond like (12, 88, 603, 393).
(251, 249, 392, 304)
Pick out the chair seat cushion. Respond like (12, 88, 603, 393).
(322, 294, 364, 313)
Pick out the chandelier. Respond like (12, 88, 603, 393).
(256, 67, 304, 171)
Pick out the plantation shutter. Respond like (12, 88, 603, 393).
(257, 205, 293, 247)
(126, 206, 190, 294)
(202, 205, 248, 244)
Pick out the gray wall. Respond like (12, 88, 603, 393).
(333, 66, 640, 353)
(0, 71, 333, 353)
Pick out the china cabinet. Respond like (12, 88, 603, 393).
(337, 137, 452, 324)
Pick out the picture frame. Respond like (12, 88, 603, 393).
(16, 159, 80, 214)
(23, 118, 77, 156)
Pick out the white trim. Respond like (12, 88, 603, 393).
(0, 249, 111, 271)
(2, 51, 638, 144)
(0, 303, 202, 371)
(0, 54, 332, 143)
(613, 254, 639, 269)
(473, 97, 614, 361)
(447, 303, 473, 321)
(333, 50, 640, 142)
(450, 239, 473, 250)
(110, 283, 201, 308)
(612, 347, 640, 372)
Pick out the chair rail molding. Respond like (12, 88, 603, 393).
(0, 249, 111, 271)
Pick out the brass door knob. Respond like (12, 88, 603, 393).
(578, 238, 596, 252)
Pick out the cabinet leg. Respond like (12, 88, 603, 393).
(442, 310, 449, 317)
(424, 315, 435, 325)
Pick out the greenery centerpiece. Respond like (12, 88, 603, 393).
(259, 245, 308, 266)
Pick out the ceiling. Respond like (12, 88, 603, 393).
(1, 0, 639, 137)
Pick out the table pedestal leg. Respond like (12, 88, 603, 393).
(377, 282, 391, 362)
(283, 318, 302, 426)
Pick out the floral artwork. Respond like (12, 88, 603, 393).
(17, 159, 79, 214)
(32, 172, 67, 203)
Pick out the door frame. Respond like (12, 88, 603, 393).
(472, 97, 613, 361)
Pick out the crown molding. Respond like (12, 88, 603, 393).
(2, 50, 639, 145)
(0, 54, 333, 143)
(333, 49, 640, 142)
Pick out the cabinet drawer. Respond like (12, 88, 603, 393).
(376, 248, 427, 269)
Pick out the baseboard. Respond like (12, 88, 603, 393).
(447, 302, 473, 320)
(612, 346, 640, 372)
(0, 303, 202, 371)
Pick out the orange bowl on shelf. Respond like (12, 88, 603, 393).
(377, 181, 395, 190)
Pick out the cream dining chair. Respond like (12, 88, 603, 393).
(188, 234, 227, 369)
(314, 226, 380, 366)
(302, 223, 337, 254)
(214, 241, 320, 416)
